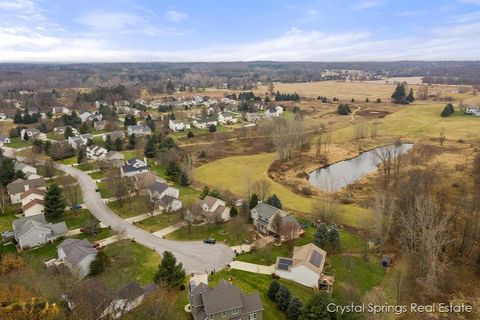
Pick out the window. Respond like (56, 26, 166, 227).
(232, 308, 239, 315)
(249, 313, 257, 320)
(222, 311, 227, 317)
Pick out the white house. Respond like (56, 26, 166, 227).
(12, 214, 67, 250)
(192, 116, 218, 129)
(127, 125, 151, 136)
(245, 112, 264, 123)
(218, 112, 238, 125)
(14, 161, 37, 176)
(0, 113, 8, 121)
(22, 198, 45, 217)
(169, 119, 191, 132)
(20, 128, 46, 141)
(7, 178, 46, 204)
(465, 106, 480, 116)
(145, 182, 182, 212)
(20, 188, 46, 207)
(264, 106, 284, 118)
(275, 243, 327, 288)
(0, 136, 11, 146)
(101, 283, 157, 319)
(86, 145, 108, 161)
(120, 158, 149, 177)
(53, 126, 78, 135)
(57, 238, 98, 278)
(68, 134, 92, 149)
(193, 195, 230, 222)
(52, 107, 71, 115)
(95, 100, 109, 109)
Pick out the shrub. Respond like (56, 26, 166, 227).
(337, 104, 351, 115)
(268, 280, 281, 301)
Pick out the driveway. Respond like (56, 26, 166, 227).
(55, 163, 235, 273)
(229, 261, 275, 275)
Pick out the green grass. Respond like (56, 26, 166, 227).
(74, 227, 114, 242)
(97, 181, 113, 198)
(209, 269, 314, 320)
(46, 132, 65, 141)
(8, 137, 32, 148)
(338, 229, 365, 253)
(47, 209, 93, 230)
(88, 170, 106, 180)
(178, 185, 201, 207)
(166, 222, 249, 246)
(135, 213, 181, 233)
(0, 204, 21, 232)
(75, 161, 96, 171)
(37, 165, 62, 177)
(107, 195, 150, 218)
(147, 159, 168, 179)
(97, 240, 161, 288)
(193, 153, 373, 228)
(58, 156, 77, 165)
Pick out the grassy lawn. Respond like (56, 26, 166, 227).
(74, 227, 114, 242)
(58, 156, 77, 165)
(88, 170, 106, 180)
(46, 132, 64, 141)
(147, 159, 168, 179)
(47, 209, 93, 230)
(8, 137, 32, 148)
(0, 204, 21, 232)
(136, 213, 181, 233)
(326, 254, 385, 303)
(37, 164, 63, 177)
(166, 222, 249, 246)
(75, 161, 97, 171)
(122, 149, 143, 160)
(209, 269, 314, 320)
(97, 181, 113, 198)
(178, 185, 201, 207)
(107, 195, 150, 218)
(193, 153, 373, 228)
(97, 240, 160, 288)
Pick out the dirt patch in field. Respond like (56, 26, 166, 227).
(356, 109, 391, 118)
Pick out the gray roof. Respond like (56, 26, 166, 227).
(122, 158, 148, 173)
(58, 239, 97, 267)
(242, 292, 264, 313)
(148, 181, 169, 194)
(7, 178, 45, 195)
(128, 125, 151, 133)
(252, 202, 283, 220)
(12, 214, 67, 239)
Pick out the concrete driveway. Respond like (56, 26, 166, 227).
(56, 163, 235, 273)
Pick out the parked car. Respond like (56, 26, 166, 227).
(71, 204, 82, 210)
(203, 238, 216, 244)
(95, 188, 100, 192)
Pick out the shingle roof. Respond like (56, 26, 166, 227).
(20, 188, 46, 199)
(242, 292, 264, 313)
(7, 178, 45, 195)
(202, 280, 243, 315)
(22, 198, 44, 211)
(58, 238, 97, 266)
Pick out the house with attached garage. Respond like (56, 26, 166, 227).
(135, 174, 182, 212)
(189, 279, 263, 320)
(250, 202, 303, 240)
(275, 243, 332, 289)
(22, 198, 44, 217)
(245, 112, 264, 123)
(20, 128, 46, 141)
(68, 133, 92, 149)
(127, 124, 151, 136)
(193, 195, 230, 222)
(93, 120, 106, 131)
(0, 136, 11, 146)
(192, 115, 218, 129)
(79, 111, 103, 123)
(12, 214, 67, 250)
(7, 178, 46, 204)
(86, 145, 108, 161)
(52, 106, 71, 115)
(218, 112, 238, 125)
(102, 130, 125, 142)
(57, 238, 98, 278)
(264, 106, 283, 118)
(120, 158, 149, 177)
(21, 188, 45, 207)
(105, 151, 125, 167)
(169, 119, 191, 132)
(14, 161, 37, 176)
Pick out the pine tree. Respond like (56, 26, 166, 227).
(144, 136, 157, 158)
(77, 148, 86, 164)
(327, 227, 340, 250)
(80, 122, 90, 134)
(13, 111, 23, 124)
(314, 223, 329, 248)
(230, 206, 238, 217)
(287, 297, 303, 320)
(23, 131, 29, 141)
(0, 158, 15, 186)
(64, 126, 74, 139)
(104, 135, 113, 151)
(405, 88, 415, 103)
(179, 171, 190, 186)
(199, 186, 210, 200)
(441, 103, 454, 117)
(268, 280, 281, 301)
(249, 194, 259, 209)
(266, 194, 282, 209)
(44, 183, 65, 219)
(299, 293, 335, 320)
(114, 137, 123, 151)
(154, 251, 185, 287)
(187, 131, 194, 138)
(276, 286, 292, 311)
(391, 83, 407, 104)
(128, 133, 137, 149)
(208, 124, 217, 132)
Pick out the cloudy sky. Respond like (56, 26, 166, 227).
(0, 0, 479, 62)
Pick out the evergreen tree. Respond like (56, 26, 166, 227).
(266, 194, 282, 209)
(144, 136, 157, 158)
(299, 293, 335, 320)
(268, 280, 281, 301)
(249, 194, 259, 209)
(166, 161, 182, 181)
(441, 103, 455, 117)
(89, 251, 109, 275)
(128, 133, 137, 149)
(154, 251, 185, 287)
(328, 227, 340, 250)
(276, 286, 292, 311)
(287, 297, 303, 320)
(124, 115, 137, 126)
(405, 88, 415, 103)
(391, 83, 407, 104)
(314, 223, 329, 248)
(179, 171, 190, 186)
(80, 122, 90, 134)
(13, 111, 23, 124)
(114, 137, 123, 151)
(166, 80, 175, 93)
(44, 183, 65, 219)
(187, 131, 194, 138)
(199, 150, 206, 158)
(77, 148, 86, 164)
(104, 135, 113, 151)
(64, 126, 74, 139)
(230, 206, 238, 217)
(15, 170, 26, 180)
(337, 104, 351, 115)
(199, 186, 210, 200)
(208, 124, 217, 132)
(0, 158, 15, 186)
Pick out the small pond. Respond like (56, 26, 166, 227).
(308, 143, 414, 191)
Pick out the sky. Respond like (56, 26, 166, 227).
(0, 0, 479, 62)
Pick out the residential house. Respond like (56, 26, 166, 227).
(57, 238, 98, 278)
(465, 106, 480, 116)
(133, 172, 166, 190)
(0, 113, 7, 121)
(20, 188, 46, 207)
(53, 126, 78, 135)
(169, 119, 191, 132)
(95, 100, 109, 109)
(14, 161, 41, 180)
(86, 145, 108, 161)
(0, 136, 10, 146)
(192, 115, 218, 129)
(22, 198, 45, 217)
(105, 151, 125, 167)
(68, 133, 92, 149)
(127, 125, 151, 136)
(7, 178, 46, 204)
(102, 131, 125, 142)
(275, 243, 332, 290)
(245, 112, 264, 123)
(218, 112, 238, 125)
(20, 128, 46, 141)
(52, 107, 71, 115)
(143, 181, 182, 212)
(264, 106, 283, 118)
(120, 158, 149, 177)
(250, 202, 303, 240)
(189, 279, 263, 320)
(93, 120, 106, 131)
(80, 112, 102, 123)
(193, 196, 230, 222)
(114, 100, 130, 107)
(12, 214, 67, 250)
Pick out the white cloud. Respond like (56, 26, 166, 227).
(352, 0, 382, 10)
(165, 10, 187, 22)
(0, 0, 35, 10)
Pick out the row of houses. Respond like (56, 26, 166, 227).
(168, 112, 238, 132)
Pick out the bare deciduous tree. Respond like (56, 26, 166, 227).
(252, 179, 271, 201)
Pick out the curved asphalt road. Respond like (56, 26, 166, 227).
(55, 163, 235, 274)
